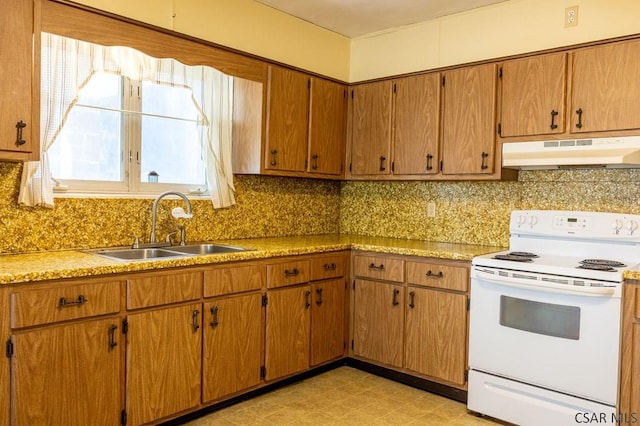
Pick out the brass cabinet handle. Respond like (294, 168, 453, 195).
(323, 263, 337, 271)
(58, 295, 87, 308)
(379, 156, 386, 171)
(480, 152, 489, 170)
(550, 110, 559, 130)
(192, 309, 200, 332)
(311, 154, 319, 170)
(270, 149, 278, 166)
(305, 290, 311, 309)
(210, 306, 219, 328)
(284, 268, 300, 277)
(368, 263, 384, 271)
(316, 288, 323, 306)
(409, 291, 415, 309)
(15, 121, 27, 146)
(392, 289, 400, 306)
(108, 324, 118, 350)
(426, 270, 444, 278)
(426, 154, 434, 171)
(575, 108, 584, 129)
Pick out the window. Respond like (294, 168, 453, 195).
(48, 73, 207, 194)
(20, 32, 237, 209)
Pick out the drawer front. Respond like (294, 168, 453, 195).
(204, 264, 265, 297)
(406, 261, 469, 292)
(127, 271, 202, 309)
(267, 260, 310, 288)
(11, 280, 121, 328)
(353, 255, 404, 283)
(310, 255, 345, 281)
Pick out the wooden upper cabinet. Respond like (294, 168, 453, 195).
(571, 40, 640, 133)
(0, 0, 39, 160)
(499, 53, 567, 138)
(309, 78, 346, 176)
(265, 65, 310, 172)
(441, 64, 497, 175)
(393, 73, 441, 175)
(350, 80, 394, 175)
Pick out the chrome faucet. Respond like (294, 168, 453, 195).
(150, 191, 193, 244)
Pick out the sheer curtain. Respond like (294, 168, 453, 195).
(19, 32, 236, 209)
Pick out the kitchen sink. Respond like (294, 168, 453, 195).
(94, 248, 190, 261)
(91, 243, 252, 261)
(165, 244, 251, 255)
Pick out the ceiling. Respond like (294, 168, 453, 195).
(254, 0, 508, 38)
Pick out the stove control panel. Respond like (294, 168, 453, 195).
(511, 210, 640, 240)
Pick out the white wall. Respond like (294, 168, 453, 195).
(350, 0, 640, 81)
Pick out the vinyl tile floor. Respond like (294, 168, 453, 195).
(184, 367, 504, 425)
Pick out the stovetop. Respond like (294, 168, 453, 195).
(472, 210, 640, 283)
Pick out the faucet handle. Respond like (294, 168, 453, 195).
(177, 224, 187, 246)
(130, 235, 140, 249)
(165, 231, 177, 245)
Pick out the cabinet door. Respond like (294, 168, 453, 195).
(203, 293, 263, 402)
(393, 73, 440, 175)
(350, 81, 393, 175)
(265, 286, 311, 380)
(12, 318, 122, 426)
(126, 304, 202, 425)
(500, 53, 567, 137)
(265, 66, 309, 172)
(441, 64, 497, 175)
(571, 40, 640, 133)
(0, 0, 38, 159)
(310, 279, 345, 366)
(309, 78, 346, 176)
(352, 279, 404, 368)
(405, 286, 467, 386)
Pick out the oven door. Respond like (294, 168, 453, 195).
(468, 266, 621, 406)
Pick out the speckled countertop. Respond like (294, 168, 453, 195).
(0, 235, 503, 285)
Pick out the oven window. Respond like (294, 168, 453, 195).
(500, 296, 580, 340)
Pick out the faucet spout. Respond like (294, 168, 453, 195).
(150, 191, 193, 244)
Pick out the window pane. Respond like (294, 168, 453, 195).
(140, 82, 206, 185)
(49, 73, 123, 182)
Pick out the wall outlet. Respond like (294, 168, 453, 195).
(427, 202, 436, 218)
(565, 5, 579, 28)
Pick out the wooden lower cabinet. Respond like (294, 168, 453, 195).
(265, 285, 311, 381)
(620, 282, 640, 417)
(405, 286, 467, 386)
(11, 317, 122, 426)
(352, 279, 405, 368)
(202, 293, 263, 402)
(126, 303, 202, 425)
(310, 279, 345, 366)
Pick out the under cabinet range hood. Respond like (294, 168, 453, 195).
(502, 136, 640, 169)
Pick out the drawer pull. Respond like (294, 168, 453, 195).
(192, 309, 200, 332)
(369, 263, 384, 271)
(392, 289, 400, 306)
(409, 291, 416, 309)
(210, 306, 219, 328)
(323, 263, 337, 271)
(426, 270, 444, 278)
(58, 295, 87, 308)
(316, 288, 323, 306)
(108, 324, 118, 350)
(284, 268, 300, 278)
(305, 290, 311, 309)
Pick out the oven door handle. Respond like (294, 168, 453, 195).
(473, 268, 617, 297)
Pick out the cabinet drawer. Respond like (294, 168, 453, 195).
(353, 255, 404, 283)
(267, 260, 309, 288)
(127, 271, 202, 309)
(310, 255, 345, 281)
(406, 261, 469, 292)
(11, 280, 121, 328)
(204, 264, 265, 297)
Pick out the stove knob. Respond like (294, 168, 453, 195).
(528, 215, 538, 226)
(612, 219, 624, 234)
(517, 215, 527, 226)
(626, 220, 638, 235)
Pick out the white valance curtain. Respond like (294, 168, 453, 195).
(19, 32, 236, 208)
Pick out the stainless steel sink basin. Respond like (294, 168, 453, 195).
(91, 243, 252, 261)
(94, 248, 189, 261)
(165, 244, 252, 255)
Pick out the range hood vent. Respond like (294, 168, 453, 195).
(502, 136, 640, 170)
